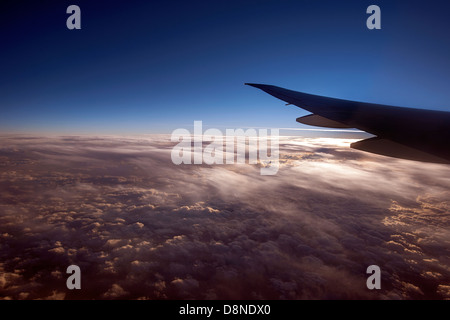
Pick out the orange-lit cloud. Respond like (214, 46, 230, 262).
(0, 134, 448, 299)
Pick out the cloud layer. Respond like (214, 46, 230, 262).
(0, 134, 449, 299)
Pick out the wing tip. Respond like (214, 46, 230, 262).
(244, 83, 271, 89)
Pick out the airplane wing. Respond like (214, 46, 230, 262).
(246, 83, 450, 164)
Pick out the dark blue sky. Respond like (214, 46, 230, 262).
(1, 0, 450, 133)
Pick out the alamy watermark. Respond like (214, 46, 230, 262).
(366, 265, 381, 290)
(66, 265, 81, 290)
(65, 5, 380, 31)
(171, 121, 279, 175)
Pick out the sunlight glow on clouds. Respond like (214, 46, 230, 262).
(0, 134, 448, 299)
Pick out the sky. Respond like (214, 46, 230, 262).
(1, 0, 450, 133)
